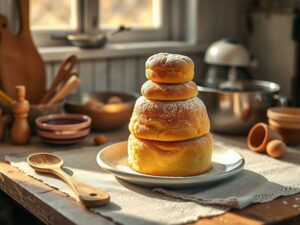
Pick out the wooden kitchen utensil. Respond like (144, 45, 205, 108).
(11, 86, 31, 145)
(0, 109, 4, 142)
(39, 55, 77, 104)
(0, 89, 13, 106)
(27, 153, 110, 207)
(47, 75, 81, 105)
(0, 0, 46, 104)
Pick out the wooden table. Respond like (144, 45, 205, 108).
(0, 127, 299, 225)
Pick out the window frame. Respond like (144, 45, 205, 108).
(32, 0, 172, 46)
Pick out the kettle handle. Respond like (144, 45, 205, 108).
(273, 94, 289, 106)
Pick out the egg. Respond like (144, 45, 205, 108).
(85, 99, 104, 111)
(107, 96, 122, 104)
(94, 134, 107, 145)
(266, 139, 287, 158)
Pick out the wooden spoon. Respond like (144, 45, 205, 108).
(39, 55, 77, 104)
(47, 74, 81, 105)
(27, 153, 110, 207)
(0, 89, 13, 106)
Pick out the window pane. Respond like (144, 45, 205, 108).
(30, 0, 78, 30)
(99, 0, 161, 29)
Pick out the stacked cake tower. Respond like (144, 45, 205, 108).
(128, 53, 212, 177)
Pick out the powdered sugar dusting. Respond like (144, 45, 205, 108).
(141, 80, 198, 96)
(135, 96, 205, 115)
(146, 53, 194, 70)
(188, 133, 212, 145)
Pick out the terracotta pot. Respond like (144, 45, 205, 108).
(247, 122, 282, 153)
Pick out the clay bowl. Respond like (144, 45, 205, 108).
(35, 113, 91, 145)
(0, 101, 64, 132)
(29, 101, 65, 132)
(267, 107, 300, 145)
(65, 91, 138, 131)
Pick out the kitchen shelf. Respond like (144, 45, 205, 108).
(39, 41, 209, 62)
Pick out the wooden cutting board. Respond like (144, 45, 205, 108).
(0, 0, 46, 104)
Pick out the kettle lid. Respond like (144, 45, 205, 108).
(204, 39, 251, 67)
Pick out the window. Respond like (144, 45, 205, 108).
(99, 0, 161, 29)
(30, 0, 169, 46)
(30, 0, 78, 31)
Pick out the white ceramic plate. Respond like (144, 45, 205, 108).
(96, 141, 245, 188)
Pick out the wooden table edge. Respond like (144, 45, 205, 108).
(0, 161, 300, 225)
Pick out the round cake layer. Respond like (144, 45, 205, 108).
(128, 133, 213, 176)
(129, 96, 210, 141)
(145, 53, 194, 83)
(141, 80, 198, 101)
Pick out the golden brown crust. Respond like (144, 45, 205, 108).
(145, 53, 194, 83)
(128, 133, 213, 176)
(141, 80, 198, 101)
(129, 96, 210, 141)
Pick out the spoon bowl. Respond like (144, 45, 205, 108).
(27, 153, 63, 171)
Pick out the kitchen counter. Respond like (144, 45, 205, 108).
(0, 127, 299, 225)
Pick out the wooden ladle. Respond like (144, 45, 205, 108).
(27, 153, 110, 207)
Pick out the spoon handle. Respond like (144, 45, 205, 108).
(39, 55, 77, 104)
(46, 75, 81, 105)
(52, 168, 110, 207)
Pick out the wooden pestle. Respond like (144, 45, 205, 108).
(11, 86, 31, 145)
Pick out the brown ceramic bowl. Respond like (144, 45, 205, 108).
(267, 107, 300, 145)
(0, 101, 65, 132)
(36, 127, 90, 139)
(35, 113, 91, 145)
(65, 91, 138, 131)
(29, 101, 65, 131)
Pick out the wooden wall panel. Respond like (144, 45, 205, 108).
(78, 61, 93, 92)
(0, 0, 20, 34)
(137, 57, 147, 90)
(45, 63, 54, 89)
(123, 58, 138, 93)
(94, 59, 108, 91)
(109, 59, 124, 91)
(44, 54, 203, 93)
(190, 54, 203, 84)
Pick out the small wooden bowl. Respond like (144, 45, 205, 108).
(35, 114, 91, 145)
(267, 107, 300, 122)
(267, 107, 300, 145)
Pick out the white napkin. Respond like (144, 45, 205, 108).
(5, 139, 300, 225)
